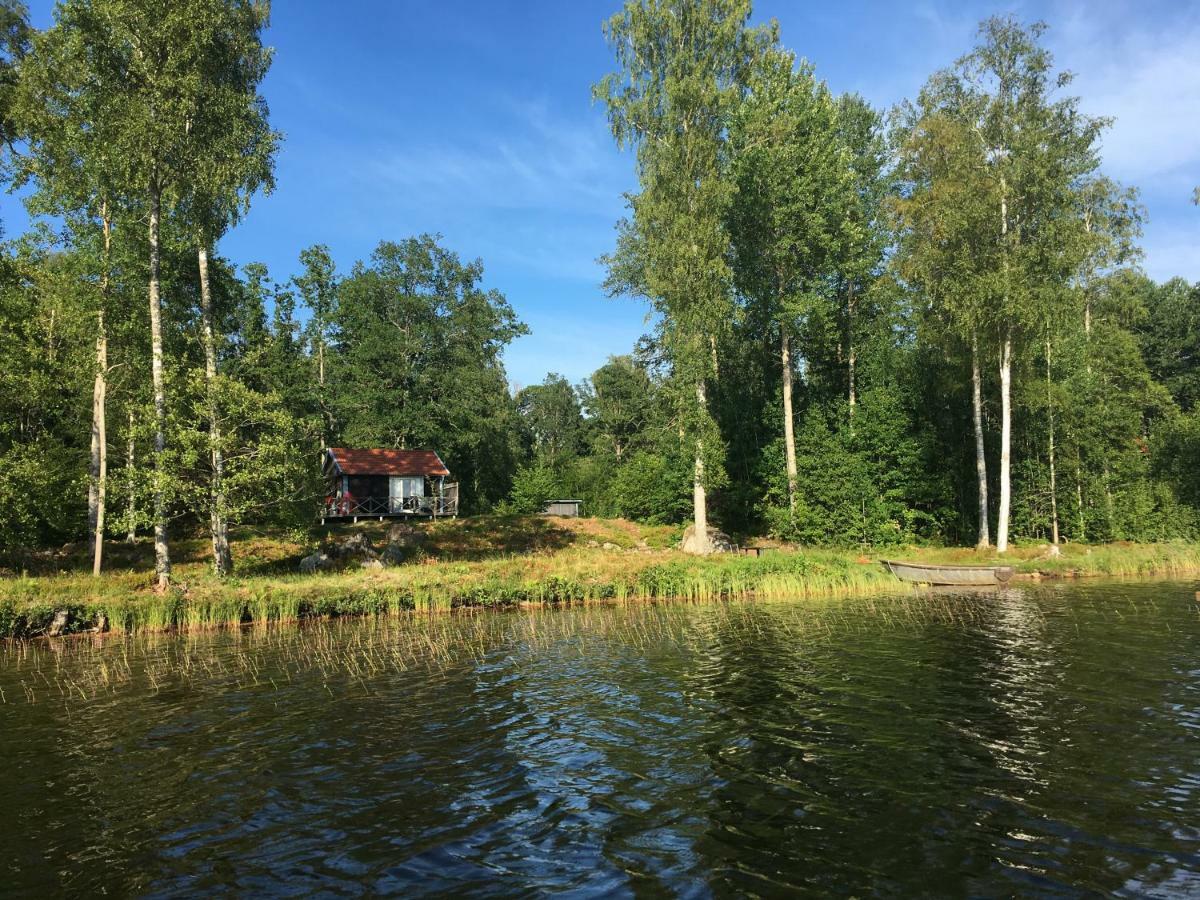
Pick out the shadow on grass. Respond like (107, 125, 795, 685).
(423, 515, 576, 560)
(1, 531, 308, 579)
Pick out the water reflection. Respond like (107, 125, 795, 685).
(2, 583, 1199, 895)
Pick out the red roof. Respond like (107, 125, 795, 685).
(327, 448, 450, 477)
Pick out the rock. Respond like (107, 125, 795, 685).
(47, 609, 70, 637)
(386, 523, 426, 549)
(381, 543, 409, 566)
(336, 532, 374, 558)
(586, 540, 600, 548)
(360, 558, 384, 571)
(300, 551, 332, 574)
(679, 525, 735, 555)
(601, 542, 621, 551)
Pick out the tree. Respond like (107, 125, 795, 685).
(516, 374, 584, 469)
(293, 244, 338, 447)
(833, 93, 890, 416)
(15, 7, 127, 575)
(578, 355, 653, 460)
(329, 236, 527, 510)
(595, 0, 767, 553)
(23, 0, 285, 586)
(892, 77, 998, 547)
(894, 17, 1106, 552)
(181, 0, 278, 576)
(728, 46, 853, 515)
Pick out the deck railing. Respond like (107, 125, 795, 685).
(324, 487, 458, 519)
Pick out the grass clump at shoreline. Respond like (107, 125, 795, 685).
(0, 546, 903, 638)
(2, 515, 1200, 639)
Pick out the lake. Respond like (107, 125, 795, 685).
(2, 581, 1198, 896)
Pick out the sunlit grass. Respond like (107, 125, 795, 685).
(3, 528, 1199, 638)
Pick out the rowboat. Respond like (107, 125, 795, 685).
(880, 560, 1015, 587)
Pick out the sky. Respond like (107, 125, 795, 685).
(8, 0, 1200, 389)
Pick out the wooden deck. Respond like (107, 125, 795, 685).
(322, 487, 458, 522)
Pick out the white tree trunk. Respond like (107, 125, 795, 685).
(847, 280, 857, 416)
(125, 408, 137, 543)
(198, 246, 233, 576)
(691, 379, 711, 554)
(148, 188, 171, 588)
(971, 332, 990, 549)
(781, 326, 798, 512)
(89, 209, 112, 577)
(317, 337, 327, 451)
(1075, 456, 1086, 540)
(89, 309, 108, 576)
(997, 332, 1013, 554)
(1046, 338, 1060, 554)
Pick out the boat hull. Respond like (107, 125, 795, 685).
(881, 560, 1014, 587)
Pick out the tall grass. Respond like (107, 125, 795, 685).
(4, 540, 1200, 639)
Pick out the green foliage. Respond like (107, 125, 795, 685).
(327, 236, 526, 512)
(167, 370, 321, 535)
(500, 463, 563, 515)
(2, 3, 1200, 567)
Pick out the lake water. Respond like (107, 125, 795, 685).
(2, 581, 1199, 896)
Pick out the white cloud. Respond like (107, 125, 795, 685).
(1056, 10, 1200, 185)
(362, 99, 631, 219)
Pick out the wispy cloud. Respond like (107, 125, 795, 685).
(362, 98, 631, 218)
(1055, 7, 1200, 186)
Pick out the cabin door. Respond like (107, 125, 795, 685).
(389, 476, 423, 512)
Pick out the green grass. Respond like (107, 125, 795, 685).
(3, 519, 1199, 639)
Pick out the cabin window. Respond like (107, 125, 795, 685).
(389, 476, 424, 512)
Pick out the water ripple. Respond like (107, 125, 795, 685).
(1, 582, 1198, 896)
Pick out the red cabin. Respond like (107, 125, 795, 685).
(322, 447, 459, 522)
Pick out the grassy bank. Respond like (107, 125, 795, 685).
(2, 516, 1199, 638)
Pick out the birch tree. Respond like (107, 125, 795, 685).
(728, 47, 852, 515)
(294, 244, 338, 448)
(182, 0, 278, 577)
(892, 91, 997, 548)
(595, 0, 767, 553)
(14, 17, 124, 575)
(26, 0, 281, 586)
(896, 17, 1105, 552)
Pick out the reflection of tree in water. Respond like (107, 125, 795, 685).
(683, 589, 1200, 895)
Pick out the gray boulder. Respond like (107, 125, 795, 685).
(300, 551, 332, 574)
(381, 543, 410, 566)
(387, 523, 426, 548)
(335, 532, 374, 558)
(679, 525, 735, 555)
(360, 558, 384, 571)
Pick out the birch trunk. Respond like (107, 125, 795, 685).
(89, 307, 108, 576)
(996, 175, 1012, 554)
(691, 380, 711, 554)
(89, 208, 111, 576)
(1075, 455, 1086, 540)
(997, 332, 1013, 554)
(781, 326, 798, 512)
(847, 280, 857, 416)
(148, 187, 171, 588)
(971, 332, 990, 548)
(125, 408, 137, 543)
(1046, 338, 1060, 554)
(198, 246, 233, 576)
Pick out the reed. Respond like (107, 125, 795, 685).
(3, 538, 1199, 639)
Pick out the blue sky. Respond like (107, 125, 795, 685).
(10, 0, 1200, 388)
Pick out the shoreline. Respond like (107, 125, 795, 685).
(4, 538, 1200, 640)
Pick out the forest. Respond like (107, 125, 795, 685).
(1, 0, 1198, 580)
